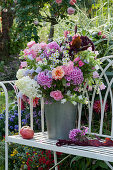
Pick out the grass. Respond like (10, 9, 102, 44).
(0, 89, 16, 114)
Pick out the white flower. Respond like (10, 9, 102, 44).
(85, 98, 89, 104)
(16, 69, 26, 79)
(15, 76, 40, 98)
(72, 101, 77, 105)
(78, 95, 83, 100)
(67, 90, 71, 96)
(61, 99, 67, 104)
(95, 65, 99, 70)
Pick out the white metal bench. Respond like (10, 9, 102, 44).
(1, 55, 113, 170)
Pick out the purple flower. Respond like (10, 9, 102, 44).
(9, 118, 14, 122)
(14, 125, 18, 131)
(0, 116, 3, 120)
(29, 69, 35, 74)
(26, 113, 30, 119)
(47, 71, 52, 78)
(24, 69, 30, 76)
(11, 115, 15, 119)
(27, 54, 34, 60)
(44, 41, 60, 57)
(38, 111, 41, 116)
(65, 67, 83, 85)
(93, 71, 99, 78)
(22, 119, 27, 125)
(35, 67, 42, 73)
(37, 71, 52, 87)
(10, 126, 13, 130)
(100, 83, 106, 90)
(69, 129, 82, 141)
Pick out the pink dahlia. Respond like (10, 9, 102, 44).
(93, 100, 108, 113)
(37, 71, 52, 88)
(52, 66, 64, 80)
(50, 90, 63, 101)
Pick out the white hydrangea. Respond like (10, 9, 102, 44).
(15, 76, 41, 98)
(16, 69, 26, 79)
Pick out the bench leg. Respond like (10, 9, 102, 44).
(104, 161, 113, 170)
(5, 141, 8, 170)
(54, 151, 58, 170)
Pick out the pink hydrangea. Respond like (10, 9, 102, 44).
(78, 60, 84, 67)
(37, 71, 52, 88)
(52, 66, 64, 80)
(50, 90, 63, 101)
(69, 0, 77, 5)
(27, 41, 36, 48)
(56, 0, 62, 4)
(67, 7, 75, 15)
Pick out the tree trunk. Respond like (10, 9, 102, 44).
(48, 21, 55, 42)
(0, 9, 14, 61)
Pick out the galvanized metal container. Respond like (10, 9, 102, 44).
(45, 101, 77, 140)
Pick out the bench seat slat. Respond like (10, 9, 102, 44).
(6, 132, 113, 162)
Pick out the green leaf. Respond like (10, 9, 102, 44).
(70, 156, 82, 166)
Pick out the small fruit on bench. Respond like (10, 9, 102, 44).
(20, 126, 34, 139)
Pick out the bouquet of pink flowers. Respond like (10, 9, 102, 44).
(16, 27, 105, 104)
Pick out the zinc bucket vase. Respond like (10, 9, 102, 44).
(45, 101, 77, 140)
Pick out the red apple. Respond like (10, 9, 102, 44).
(20, 126, 34, 139)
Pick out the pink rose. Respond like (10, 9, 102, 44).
(50, 90, 63, 101)
(27, 41, 36, 48)
(69, 0, 77, 5)
(56, 0, 62, 4)
(40, 42, 47, 50)
(74, 57, 80, 62)
(67, 7, 75, 15)
(64, 30, 70, 38)
(20, 62, 27, 68)
(78, 60, 84, 67)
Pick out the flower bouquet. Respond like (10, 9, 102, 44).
(15, 26, 105, 139)
(16, 26, 105, 105)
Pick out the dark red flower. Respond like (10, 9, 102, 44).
(93, 100, 108, 113)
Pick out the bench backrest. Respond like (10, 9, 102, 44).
(78, 56, 113, 138)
